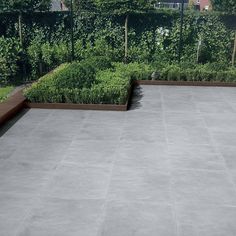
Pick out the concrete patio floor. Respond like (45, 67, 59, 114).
(1, 85, 236, 236)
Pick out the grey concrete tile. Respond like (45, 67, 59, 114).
(0, 160, 50, 196)
(136, 85, 161, 100)
(212, 131, 236, 146)
(176, 204, 236, 236)
(168, 144, 225, 171)
(9, 139, 71, 167)
(130, 99, 163, 113)
(99, 201, 177, 236)
(171, 169, 236, 205)
(166, 125, 211, 145)
(0, 193, 34, 236)
(163, 100, 197, 113)
(115, 141, 169, 170)
(85, 110, 126, 126)
(108, 166, 171, 203)
(44, 163, 111, 200)
(0, 141, 16, 161)
(120, 124, 166, 143)
(18, 198, 105, 236)
(75, 123, 122, 141)
(218, 146, 236, 170)
(33, 122, 81, 140)
(202, 113, 236, 132)
(196, 101, 234, 114)
(125, 111, 163, 124)
(164, 112, 205, 127)
(64, 140, 117, 167)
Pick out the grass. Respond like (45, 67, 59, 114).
(0, 86, 14, 103)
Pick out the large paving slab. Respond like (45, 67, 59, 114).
(1, 85, 236, 236)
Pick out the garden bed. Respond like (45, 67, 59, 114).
(0, 90, 26, 126)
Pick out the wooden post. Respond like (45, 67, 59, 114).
(196, 35, 202, 63)
(124, 14, 129, 63)
(18, 12, 23, 47)
(232, 32, 236, 67)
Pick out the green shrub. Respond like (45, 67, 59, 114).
(0, 37, 22, 85)
(158, 64, 236, 82)
(24, 62, 131, 105)
(54, 61, 96, 89)
(83, 56, 113, 71)
(114, 62, 153, 80)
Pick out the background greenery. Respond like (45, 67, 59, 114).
(0, 0, 236, 86)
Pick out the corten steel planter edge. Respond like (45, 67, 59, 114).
(25, 83, 134, 111)
(136, 80, 236, 87)
(0, 90, 27, 126)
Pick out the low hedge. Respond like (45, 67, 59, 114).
(24, 60, 131, 105)
(156, 64, 236, 82)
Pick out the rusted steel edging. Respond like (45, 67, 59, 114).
(0, 90, 26, 126)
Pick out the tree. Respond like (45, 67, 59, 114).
(0, 0, 51, 12)
(211, 0, 236, 66)
(94, 0, 154, 62)
(211, 0, 236, 14)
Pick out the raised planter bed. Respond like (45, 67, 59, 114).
(24, 83, 134, 112)
(0, 90, 26, 126)
(136, 80, 236, 87)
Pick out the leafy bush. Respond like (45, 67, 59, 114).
(54, 61, 96, 89)
(24, 61, 131, 105)
(114, 62, 153, 80)
(0, 37, 22, 84)
(158, 64, 236, 82)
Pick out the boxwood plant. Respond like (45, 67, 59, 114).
(24, 59, 132, 105)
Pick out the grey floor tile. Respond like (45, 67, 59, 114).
(212, 131, 236, 146)
(64, 140, 117, 167)
(115, 141, 169, 170)
(163, 100, 197, 113)
(44, 163, 111, 200)
(166, 125, 211, 145)
(171, 169, 236, 205)
(164, 112, 205, 127)
(176, 204, 236, 236)
(0, 193, 35, 236)
(202, 113, 236, 132)
(121, 124, 166, 143)
(108, 166, 171, 203)
(75, 124, 122, 141)
(168, 144, 225, 171)
(18, 198, 105, 236)
(0, 160, 51, 196)
(218, 146, 236, 170)
(196, 101, 234, 114)
(99, 201, 177, 236)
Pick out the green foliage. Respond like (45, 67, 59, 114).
(114, 62, 153, 80)
(157, 64, 236, 82)
(24, 61, 131, 104)
(0, 36, 22, 84)
(0, 0, 51, 12)
(0, 86, 14, 102)
(53, 61, 96, 89)
(211, 0, 236, 14)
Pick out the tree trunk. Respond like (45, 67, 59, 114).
(124, 14, 129, 63)
(196, 35, 202, 63)
(232, 32, 236, 67)
(18, 12, 23, 47)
